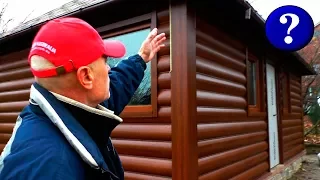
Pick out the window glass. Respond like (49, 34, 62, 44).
(248, 61, 257, 105)
(104, 29, 151, 105)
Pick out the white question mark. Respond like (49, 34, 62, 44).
(279, 13, 300, 44)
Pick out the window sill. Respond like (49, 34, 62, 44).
(120, 105, 153, 118)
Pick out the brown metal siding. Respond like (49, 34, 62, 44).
(0, 50, 33, 150)
(196, 18, 269, 180)
(280, 73, 304, 162)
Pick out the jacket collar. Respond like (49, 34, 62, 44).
(51, 92, 122, 123)
(29, 82, 121, 175)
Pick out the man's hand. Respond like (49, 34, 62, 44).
(138, 28, 166, 63)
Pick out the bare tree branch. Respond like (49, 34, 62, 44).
(0, 0, 33, 36)
(0, 1, 10, 34)
(9, 9, 34, 32)
(303, 75, 318, 99)
(309, 46, 320, 66)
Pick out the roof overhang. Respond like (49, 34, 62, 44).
(235, 0, 316, 75)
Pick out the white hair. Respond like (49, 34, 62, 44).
(30, 55, 55, 70)
(29, 55, 75, 90)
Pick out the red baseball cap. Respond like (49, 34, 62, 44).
(28, 17, 126, 78)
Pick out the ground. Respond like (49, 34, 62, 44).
(289, 154, 320, 180)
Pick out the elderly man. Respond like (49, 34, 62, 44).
(0, 17, 166, 180)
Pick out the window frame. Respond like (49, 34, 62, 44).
(287, 74, 295, 114)
(98, 12, 158, 118)
(280, 72, 290, 114)
(246, 53, 265, 116)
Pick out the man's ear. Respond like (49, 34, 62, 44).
(76, 66, 94, 89)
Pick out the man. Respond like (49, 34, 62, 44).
(0, 17, 166, 180)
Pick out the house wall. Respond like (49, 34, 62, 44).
(195, 17, 269, 180)
(194, 3, 305, 179)
(0, 50, 33, 151)
(279, 72, 304, 162)
(0, 5, 173, 180)
(0, 1, 307, 180)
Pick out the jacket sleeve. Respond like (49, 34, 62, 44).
(101, 54, 146, 115)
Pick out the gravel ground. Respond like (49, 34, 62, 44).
(289, 154, 320, 180)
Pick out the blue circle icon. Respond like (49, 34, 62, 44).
(265, 5, 314, 52)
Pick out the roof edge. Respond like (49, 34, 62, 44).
(237, 0, 316, 75)
(0, 0, 120, 43)
(292, 51, 317, 75)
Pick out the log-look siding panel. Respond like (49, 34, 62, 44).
(196, 19, 269, 180)
(111, 10, 172, 180)
(0, 52, 33, 150)
(280, 74, 304, 162)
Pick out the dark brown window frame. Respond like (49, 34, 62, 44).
(246, 53, 265, 116)
(98, 12, 158, 118)
(280, 71, 290, 114)
(287, 74, 295, 114)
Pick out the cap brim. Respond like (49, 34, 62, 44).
(103, 40, 126, 58)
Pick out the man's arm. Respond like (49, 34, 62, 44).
(101, 54, 146, 115)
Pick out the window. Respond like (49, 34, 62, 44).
(98, 13, 157, 118)
(104, 29, 151, 105)
(247, 53, 263, 115)
(248, 60, 257, 105)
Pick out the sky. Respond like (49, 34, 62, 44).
(0, 0, 72, 32)
(1, 0, 320, 33)
(249, 0, 320, 25)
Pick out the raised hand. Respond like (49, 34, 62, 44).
(138, 28, 166, 63)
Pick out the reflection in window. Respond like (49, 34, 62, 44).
(248, 61, 257, 105)
(104, 29, 151, 105)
